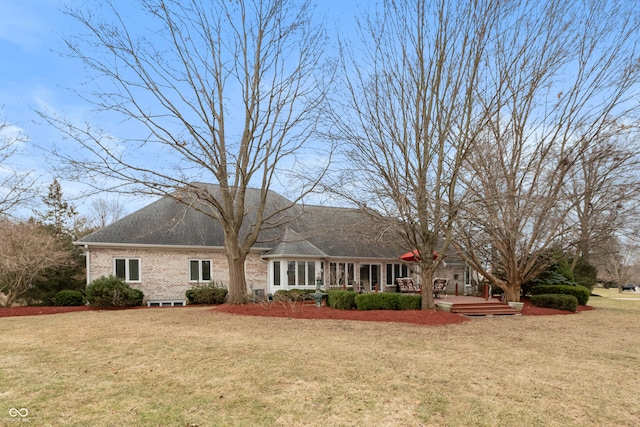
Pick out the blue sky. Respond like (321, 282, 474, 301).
(0, 0, 361, 219)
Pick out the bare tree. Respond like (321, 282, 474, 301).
(596, 236, 637, 290)
(87, 197, 126, 229)
(564, 130, 640, 271)
(454, 0, 640, 302)
(332, 0, 499, 309)
(41, 0, 332, 304)
(0, 220, 73, 307)
(0, 119, 35, 218)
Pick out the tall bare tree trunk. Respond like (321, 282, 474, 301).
(420, 266, 435, 310)
(503, 285, 521, 303)
(223, 228, 248, 304)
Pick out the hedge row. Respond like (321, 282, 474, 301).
(530, 294, 578, 312)
(530, 284, 590, 305)
(355, 293, 421, 310)
(327, 290, 357, 310)
(327, 290, 422, 310)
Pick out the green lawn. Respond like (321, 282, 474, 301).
(1, 290, 639, 426)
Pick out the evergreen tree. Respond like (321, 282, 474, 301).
(21, 179, 86, 305)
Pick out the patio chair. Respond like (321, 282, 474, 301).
(433, 278, 448, 298)
(396, 277, 420, 293)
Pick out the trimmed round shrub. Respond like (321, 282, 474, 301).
(54, 290, 85, 306)
(327, 290, 357, 310)
(186, 282, 228, 305)
(530, 294, 578, 312)
(86, 275, 145, 308)
(530, 284, 590, 305)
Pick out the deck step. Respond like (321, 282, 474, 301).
(449, 302, 520, 316)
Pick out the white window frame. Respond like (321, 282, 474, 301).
(386, 263, 409, 286)
(359, 263, 382, 292)
(328, 262, 355, 288)
(272, 260, 319, 289)
(189, 259, 212, 283)
(114, 258, 141, 283)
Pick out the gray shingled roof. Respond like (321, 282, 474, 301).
(77, 184, 402, 259)
(262, 228, 328, 258)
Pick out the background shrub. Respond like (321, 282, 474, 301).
(272, 289, 315, 302)
(354, 293, 421, 310)
(327, 290, 357, 310)
(85, 276, 145, 308)
(530, 284, 590, 305)
(186, 282, 228, 305)
(54, 290, 84, 306)
(530, 294, 578, 312)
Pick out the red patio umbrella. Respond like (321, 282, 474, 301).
(400, 249, 439, 262)
(400, 250, 421, 262)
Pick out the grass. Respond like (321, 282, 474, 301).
(1, 290, 639, 426)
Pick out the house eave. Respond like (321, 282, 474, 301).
(73, 241, 272, 252)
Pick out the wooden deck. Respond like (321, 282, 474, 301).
(435, 295, 521, 316)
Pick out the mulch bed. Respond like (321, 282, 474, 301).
(214, 298, 594, 326)
(0, 305, 97, 318)
(214, 302, 471, 326)
(1, 299, 594, 325)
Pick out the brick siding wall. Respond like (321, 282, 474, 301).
(87, 247, 268, 302)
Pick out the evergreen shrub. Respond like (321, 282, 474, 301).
(355, 293, 422, 310)
(530, 294, 578, 312)
(54, 290, 85, 306)
(530, 284, 590, 305)
(327, 290, 357, 310)
(85, 276, 144, 308)
(185, 282, 228, 305)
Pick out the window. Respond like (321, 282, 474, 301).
(329, 262, 354, 288)
(114, 258, 140, 282)
(273, 260, 318, 287)
(273, 261, 281, 286)
(148, 300, 185, 307)
(386, 263, 409, 285)
(190, 260, 212, 282)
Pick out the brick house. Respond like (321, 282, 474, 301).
(76, 185, 471, 306)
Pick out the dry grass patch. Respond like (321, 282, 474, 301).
(1, 296, 639, 426)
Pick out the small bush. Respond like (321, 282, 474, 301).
(530, 294, 578, 312)
(530, 284, 590, 305)
(327, 290, 357, 310)
(272, 289, 316, 302)
(54, 290, 84, 306)
(85, 276, 145, 308)
(355, 293, 422, 310)
(186, 282, 228, 305)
